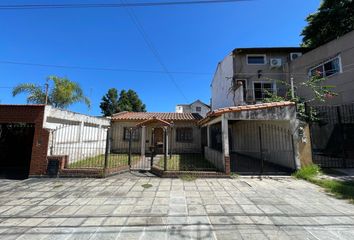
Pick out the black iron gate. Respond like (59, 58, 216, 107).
(309, 104, 354, 168)
(230, 122, 296, 174)
(0, 123, 35, 179)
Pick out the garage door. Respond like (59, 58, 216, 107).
(0, 123, 35, 179)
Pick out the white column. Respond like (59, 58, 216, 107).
(79, 121, 84, 143)
(221, 115, 229, 157)
(141, 126, 146, 160)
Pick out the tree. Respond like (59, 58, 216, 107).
(100, 88, 120, 116)
(117, 89, 146, 112)
(12, 76, 90, 109)
(301, 0, 354, 48)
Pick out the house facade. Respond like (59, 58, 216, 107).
(211, 47, 308, 110)
(110, 112, 203, 154)
(290, 30, 354, 105)
(175, 99, 210, 117)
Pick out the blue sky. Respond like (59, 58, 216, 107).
(0, 0, 320, 115)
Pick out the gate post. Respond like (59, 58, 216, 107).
(164, 127, 167, 171)
(104, 128, 111, 173)
(337, 106, 347, 168)
(258, 126, 264, 174)
(128, 128, 132, 168)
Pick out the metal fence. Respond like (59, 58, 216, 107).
(309, 104, 354, 168)
(49, 124, 221, 174)
(230, 121, 296, 174)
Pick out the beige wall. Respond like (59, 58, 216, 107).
(290, 30, 354, 105)
(230, 120, 296, 169)
(233, 51, 292, 104)
(110, 120, 201, 153)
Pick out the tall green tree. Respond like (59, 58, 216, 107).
(99, 88, 120, 116)
(301, 0, 354, 48)
(12, 76, 90, 109)
(117, 89, 146, 112)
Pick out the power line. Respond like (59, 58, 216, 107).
(0, 60, 211, 75)
(0, 0, 250, 10)
(120, 0, 189, 101)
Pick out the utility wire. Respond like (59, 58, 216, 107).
(0, 60, 211, 75)
(1, 60, 354, 76)
(0, 0, 250, 10)
(120, 0, 189, 101)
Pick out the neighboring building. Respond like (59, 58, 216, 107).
(175, 99, 210, 117)
(0, 104, 110, 179)
(110, 112, 203, 154)
(211, 47, 308, 110)
(290, 30, 354, 105)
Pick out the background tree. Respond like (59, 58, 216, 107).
(12, 76, 90, 109)
(100, 88, 120, 116)
(117, 89, 146, 112)
(301, 0, 354, 48)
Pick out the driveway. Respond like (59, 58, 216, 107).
(0, 173, 354, 240)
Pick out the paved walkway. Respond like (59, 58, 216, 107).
(0, 173, 354, 239)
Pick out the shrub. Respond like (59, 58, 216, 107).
(293, 164, 321, 181)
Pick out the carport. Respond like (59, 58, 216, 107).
(200, 101, 310, 175)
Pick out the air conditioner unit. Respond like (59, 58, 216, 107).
(290, 52, 302, 61)
(270, 58, 282, 68)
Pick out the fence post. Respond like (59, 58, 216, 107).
(104, 128, 111, 173)
(128, 128, 132, 168)
(258, 126, 264, 174)
(164, 127, 167, 171)
(169, 126, 173, 159)
(337, 106, 347, 168)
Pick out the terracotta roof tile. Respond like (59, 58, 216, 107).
(199, 101, 295, 125)
(111, 112, 203, 121)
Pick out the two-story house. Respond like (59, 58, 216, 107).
(175, 99, 210, 117)
(290, 30, 354, 106)
(211, 47, 307, 110)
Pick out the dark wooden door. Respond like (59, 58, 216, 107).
(154, 128, 164, 153)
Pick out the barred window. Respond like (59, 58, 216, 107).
(123, 127, 139, 141)
(176, 127, 193, 142)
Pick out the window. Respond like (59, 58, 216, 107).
(309, 56, 342, 78)
(176, 127, 193, 142)
(253, 82, 274, 101)
(247, 55, 266, 65)
(196, 106, 201, 112)
(123, 127, 139, 141)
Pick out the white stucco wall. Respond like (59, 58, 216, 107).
(176, 101, 210, 117)
(43, 106, 111, 164)
(211, 53, 234, 110)
(189, 101, 210, 117)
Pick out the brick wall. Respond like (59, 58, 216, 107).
(0, 105, 49, 177)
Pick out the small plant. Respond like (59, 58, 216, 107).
(141, 183, 153, 189)
(179, 174, 197, 182)
(230, 172, 239, 179)
(292, 164, 321, 181)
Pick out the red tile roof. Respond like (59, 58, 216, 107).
(111, 112, 203, 121)
(199, 101, 295, 125)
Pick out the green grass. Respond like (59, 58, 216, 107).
(293, 164, 354, 204)
(68, 154, 140, 168)
(157, 154, 216, 171)
(292, 164, 321, 181)
(179, 174, 198, 181)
